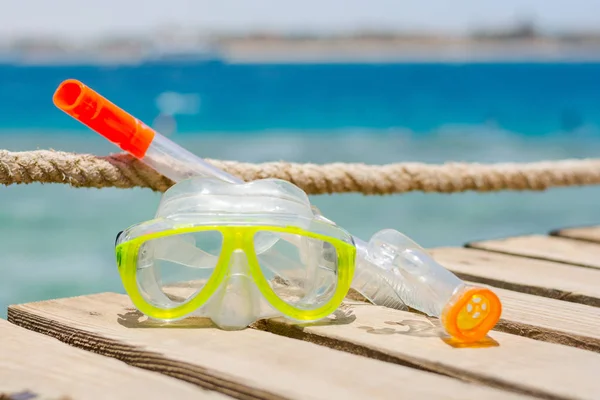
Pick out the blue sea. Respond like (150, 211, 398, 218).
(1, 61, 600, 317)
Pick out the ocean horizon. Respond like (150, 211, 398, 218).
(1, 61, 599, 318)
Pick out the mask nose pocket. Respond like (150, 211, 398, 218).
(135, 230, 223, 310)
(205, 249, 264, 330)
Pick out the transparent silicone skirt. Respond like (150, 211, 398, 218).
(115, 217, 356, 328)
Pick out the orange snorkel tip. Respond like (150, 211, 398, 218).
(53, 79, 155, 159)
(53, 79, 86, 111)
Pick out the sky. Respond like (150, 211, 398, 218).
(1, 0, 599, 40)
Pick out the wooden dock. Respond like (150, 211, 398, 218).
(3, 225, 600, 400)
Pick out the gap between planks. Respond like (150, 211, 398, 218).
(551, 225, 600, 244)
(9, 293, 600, 400)
(253, 300, 600, 400)
(6, 293, 529, 400)
(429, 247, 600, 308)
(427, 247, 600, 352)
(466, 233, 600, 271)
(350, 249, 600, 355)
(7, 226, 600, 399)
(488, 285, 600, 353)
(0, 318, 226, 400)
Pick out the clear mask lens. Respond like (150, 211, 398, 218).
(134, 228, 339, 319)
(136, 230, 223, 309)
(253, 231, 338, 311)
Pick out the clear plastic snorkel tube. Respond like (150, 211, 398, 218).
(53, 79, 501, 342)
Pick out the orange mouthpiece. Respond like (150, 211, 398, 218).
(441, 286, 502, 342)
(53, 79, 155, 158)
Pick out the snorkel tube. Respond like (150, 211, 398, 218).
(53, 79, 501, 342)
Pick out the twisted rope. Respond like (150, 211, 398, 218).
(1, 149, 600, 195)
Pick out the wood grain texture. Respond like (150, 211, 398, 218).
(552, 226, 600, 244)
(0, 319, 224, 400)
(6, 293, 527, 400)
(429, 247, 600, 307)
(466, 235, 600, 270)
(349, 274, 600, 353)
(490, 286, 600, 353)
(257, 301, 600, 400)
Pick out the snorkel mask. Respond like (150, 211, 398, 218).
(54, 79, 502, 342)
(115, 176, 356, 329)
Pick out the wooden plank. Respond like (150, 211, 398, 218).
(349, 252, 600, 353)
(552, 225, 600, 244)
(0, 318, 224, 400)
(429, 247, 600, 307)
(349, 272, 600, 353)
(6, 293, 528, 400)
(466, 234, 600, 270)
(489, 286, 600, 353)
(257, 302, 600, 400)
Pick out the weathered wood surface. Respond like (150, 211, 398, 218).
(0, 319, 223, 400)
(7, 224, 600, 400)
(429, 247, 600, 307)
(6, 294, 527, 400)
(351, 267, 600, 353)
(486, 285, 600, 353)
(258, 300, 600, 400)
(552, 225, 600, 244)
(466, 234, 600, 270)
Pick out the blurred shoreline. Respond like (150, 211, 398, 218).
(2, 24, 600, 65)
